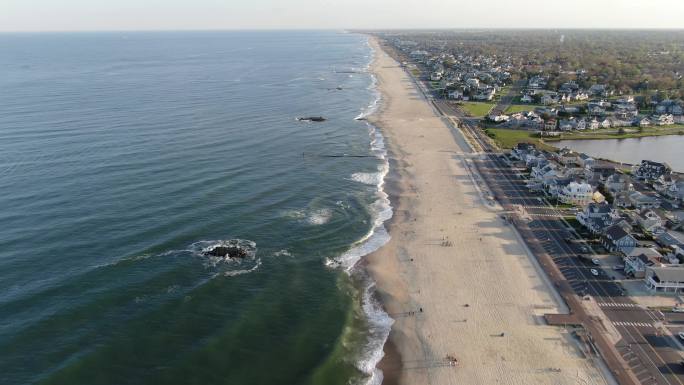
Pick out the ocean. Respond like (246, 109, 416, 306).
(0, 31, 392, 385)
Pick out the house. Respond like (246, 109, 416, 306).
(542, 118, 557, 131)
(588, 118, 600, 130)
(628, 191, 661, 210)
(541, 94, 558, 105)
(637, 117, 651, 128)
(447, 89, 464, 100)
(589, 84, 608, 96)
(558, 119, 576, 131)
(510, 142, 536, 160)
(637, 209, 665, 234)
(576, 119, 587, 130)
(558, 181, 594, 206)
(644, 266, 684, 293)
(600, 118, 612, 129)
(625, 247, 665, 278)
(624, 251, 658, 278)
(585, 162, 616, 183)
(602, 224, 638, 253)
(466, 78, 480, 88)
(634, 160, 672, 181)
(604, 173, 632, 194)
(545, 177, 573, 198)
(664, 179, 684, 204)
(655, 232, 684, 250)
(488, 114, 509, 123)
(555, 148, 582, 166)
(654, 114, 675, 126)
(521, 94, 533, 103)
(531, 162, 558, 181)
(577, 201, 617, 234)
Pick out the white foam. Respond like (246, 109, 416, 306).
(273, 249, 293, 257)
(307, 208, 333, 226)
(349, 36, 395, 385)
(355, 281, 394, 385)
(282, 207, 333, 226)
(223, 258, 262, 277)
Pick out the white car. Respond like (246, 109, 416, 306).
(590, 269, 599, 276)
(679, 332, 684, 340)
(592, 258, 600, 266)
(673, 307, 684, 313)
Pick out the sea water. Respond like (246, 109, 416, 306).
(0, 31, 392, 385)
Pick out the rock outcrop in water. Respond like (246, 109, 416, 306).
(201, 239, 256, 259)
(297, 116, 327, 122)
(204, 245, 248, 258)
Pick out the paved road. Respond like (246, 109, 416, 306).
(490, 79, 526, 116)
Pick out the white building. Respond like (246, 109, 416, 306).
(558, 181, 594, 206)
(645, 266, 684, 293)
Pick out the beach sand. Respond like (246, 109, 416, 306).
(365, 37, 611, 385)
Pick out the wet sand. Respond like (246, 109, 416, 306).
(365, 37, 610, 385)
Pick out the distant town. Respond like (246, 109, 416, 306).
(382, 30, 684, 148)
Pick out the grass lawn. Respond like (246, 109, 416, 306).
(547, 125, 684, 141)
(458, 101, 495, 117)
(483, 128, 556, 151)
(504, 104, 543, 114)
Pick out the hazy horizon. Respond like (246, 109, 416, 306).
(3, 0, 684, 32)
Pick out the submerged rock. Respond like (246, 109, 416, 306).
(202, 239, 256, 259)
(204, 245, 248, 258)
(297, 116, 327, 122)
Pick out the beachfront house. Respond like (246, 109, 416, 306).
(644, 266, 684, 294)
(576, 201, 617, 234)
(624, 248, 662, 278)
(558, 181, 594, 206)
(602, 225, 638, 253)
(531, 162, 558, 182)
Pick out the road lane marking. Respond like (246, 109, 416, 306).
(613, 321, 653, 327)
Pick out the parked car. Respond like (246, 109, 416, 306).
(673, 307, 684, 313)
(678, 332, 684, 340)
(590, 269, 599, 276)
(592, 258, 600, 266)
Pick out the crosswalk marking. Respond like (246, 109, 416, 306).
(613, 321, 652, 328)
(598, 302, 638, 308)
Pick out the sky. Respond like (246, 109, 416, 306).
(2, 0, 684, 32)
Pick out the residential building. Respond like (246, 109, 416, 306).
(644, 266, 684, 293)
(634, 160, 671, 181)
(602, 224, 638, 253)
(636, 209, 665, 234)
(628, 191, 661, 210)
(559, 181, 593, 206)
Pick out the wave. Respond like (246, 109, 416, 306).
(307, 208, 333, 225)
(355, 281, 394, 385)
(327, 36, 395, 385)
(281, 207, 333, 226)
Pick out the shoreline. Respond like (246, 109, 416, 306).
(363, 36, 611, 385)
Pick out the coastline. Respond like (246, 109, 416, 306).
(363, 36, 610, 385)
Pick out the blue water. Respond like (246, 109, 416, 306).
(0, 31, 391, 385)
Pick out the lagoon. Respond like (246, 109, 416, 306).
(554, 135, 684, 172)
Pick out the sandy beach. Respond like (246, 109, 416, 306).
(365, 37, 611, 385)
